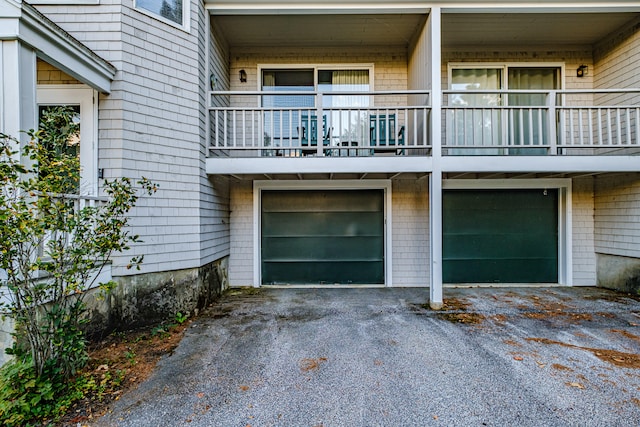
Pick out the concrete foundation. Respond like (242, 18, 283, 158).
(597, 253, 640, 295)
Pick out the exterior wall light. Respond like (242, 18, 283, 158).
(577, 65, 588, 78)
(239, 69, 247, 83)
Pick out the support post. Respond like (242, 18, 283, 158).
(428, 7, 443, 309)
(1, 40, 37, 157)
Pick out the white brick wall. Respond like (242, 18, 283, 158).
(229, 181, 254, 286)
(572, 177, 597, 285)
(594, 173, 640, 258)
(392, 179, 430, 286)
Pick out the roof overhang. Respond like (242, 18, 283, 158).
(0, 0, 115, 93)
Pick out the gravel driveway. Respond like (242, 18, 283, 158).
(94, 287, 640, 427)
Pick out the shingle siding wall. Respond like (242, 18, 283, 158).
(37, 59, 81, 84)
(442, 49, 594, 91)
(594, 173, 640, 258)
(36, 1, 230, 276)
(392, 179, 430, 286)
(229, 181, 254, 286)
(594, 15, 640, 90)
(229, 46, 407, 93)
(199, 9, 230, 264)
(572, 178, 597, 286)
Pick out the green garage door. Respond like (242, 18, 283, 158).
(443, 189, 558, 283)
(261, 190, 384, 285)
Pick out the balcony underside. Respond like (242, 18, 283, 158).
(206, 155, 638, 179)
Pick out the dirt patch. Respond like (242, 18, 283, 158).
(583, 291, 640, 304)
(611, 329, 640, 344)
(58, 321, 190, 425)
(552, 363, 574, 372)
(527, 337, 640, 369)
(300, 357, 328, 372)
(436, 312, 486, 324)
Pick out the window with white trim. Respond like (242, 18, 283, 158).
(136, 0, 185, 26)
(37, 86, 98, 196)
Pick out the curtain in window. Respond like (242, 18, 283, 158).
(321, 70, 370, 143)
(508, 68, 559, 151)
(449, 68, 503, 153)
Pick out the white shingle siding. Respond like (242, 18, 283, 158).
(229, 46, 407, 93)
(595, 15, 640, 90)
(572, 178, 597, 286)
(35, 0, 230, 276)
(229, 181, 254, 286)
(442, 49, 594, 90)
(595, 174, 640, 259)
(392, 179, 430, 286)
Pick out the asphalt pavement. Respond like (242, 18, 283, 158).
(93, 286, 640, 427)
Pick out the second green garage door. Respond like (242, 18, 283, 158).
(443, 189, 558, 283)
(261, 190, 385, 285)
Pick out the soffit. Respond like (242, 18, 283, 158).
(212, 14, 426, 47)
(442, 13, 639, 48)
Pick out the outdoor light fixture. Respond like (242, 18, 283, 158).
(239, 69, 247, 82)
(210, 73, 218, 90)
(577, 65, 588, 78)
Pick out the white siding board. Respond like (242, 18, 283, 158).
(572, 177, 597, 286)
(595, 173, 640, 259)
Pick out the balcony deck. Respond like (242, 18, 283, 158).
(207, 89, 640, 176)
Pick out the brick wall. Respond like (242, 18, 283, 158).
(392, 179, 430, 286)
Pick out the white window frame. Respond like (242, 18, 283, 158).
(442, 178, 573, 286)
(447, 62, 566, 91)
(37, 85, 98, 196)
(253, 179, 393, 288)
(134, 0, 190, 32)
(257, 64, 375, 93)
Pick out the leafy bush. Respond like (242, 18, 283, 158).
(0, 106, 156, 425)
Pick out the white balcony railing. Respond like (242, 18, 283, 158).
(39, 193, 108, 258)
(443, 89, 640, 156)
(208, 89, 640, 158)
(208, 90, 432, 158)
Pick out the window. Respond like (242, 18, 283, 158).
(37, 86, 97, 196)
(136, 0, 184, 26)
(448, 64, 561, 154)
(260, 67, 371, 151)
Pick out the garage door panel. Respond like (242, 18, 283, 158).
(443, 258, 559, 283)
(443, 189, 558, 283)
(263, 212, 384, 237)
(262, 189, 385, 285)
(445, 232, 558, 258)
(263, 261, 384, 285)
(262, 236, 384, 261)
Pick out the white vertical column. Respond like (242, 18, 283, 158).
(1, 40, 37, 156)
(428, 7, 443, 309)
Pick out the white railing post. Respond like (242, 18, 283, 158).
(548, 90, 558, 155)
(316, 93, 323, 156)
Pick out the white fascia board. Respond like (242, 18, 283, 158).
(206, 156, 432, 175)
(441, 156, 640, 173)
(206, 0, 429, 14)
(12, 3, 115, 93)
(438, 1, 640, 13)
